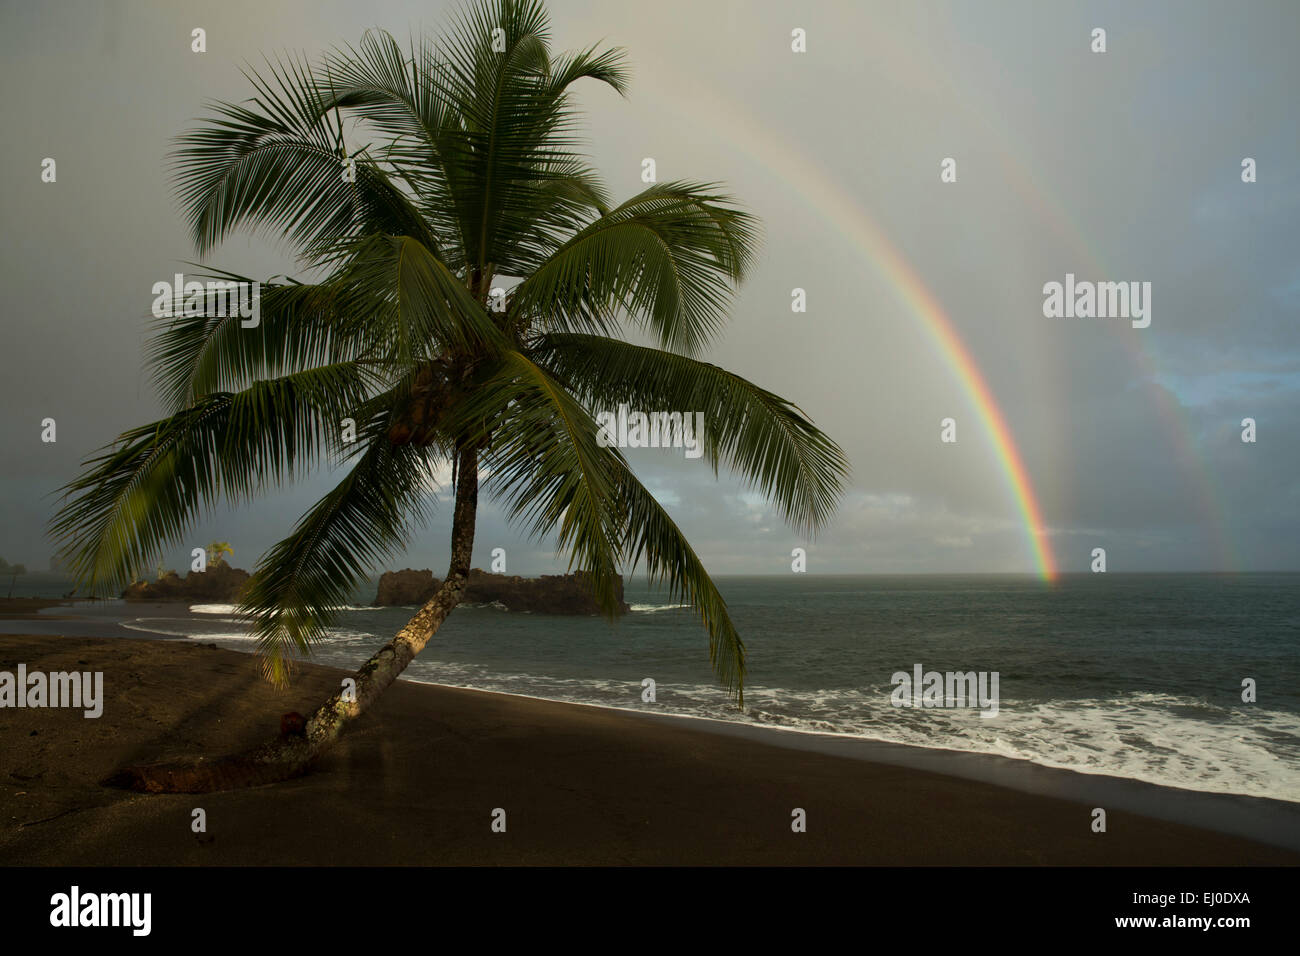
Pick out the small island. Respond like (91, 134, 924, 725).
(121, 564, 251, 602)
(374, 568, 630, 615)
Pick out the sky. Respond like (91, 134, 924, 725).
(1, 0, 1297, 579)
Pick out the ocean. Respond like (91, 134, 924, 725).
(7, 572, 1299, 805)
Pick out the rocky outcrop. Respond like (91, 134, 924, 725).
(373, 568, 438, 607)
(373, 568, 629, 615)
(122, 564, 251, 602)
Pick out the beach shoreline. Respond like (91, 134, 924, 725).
(1, 633, 1295, 866)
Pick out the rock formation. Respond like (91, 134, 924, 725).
(373, 568, 629, 615)
(121, 564, 251, 602)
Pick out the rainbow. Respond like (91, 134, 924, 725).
(865, 241, 1058, 581)
(638, 76, 1059, 580)
(802, 198, 1058, 581)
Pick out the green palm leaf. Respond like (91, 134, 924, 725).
(51, 361, 377, 594)
(512, 182, 759, 353)
(242, 436, 441, 684)
(534, 332, 849, 534)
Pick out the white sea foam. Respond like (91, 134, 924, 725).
(123, 618, 379, 645)
(189, 602, 374, 614)
(122, 620, 259, 641)
(629, 603, 691, 613)
(189, 604, 241, 615)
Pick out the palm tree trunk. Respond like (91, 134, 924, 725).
(299, 444, 478, 751)
(106, 446, 479, 793)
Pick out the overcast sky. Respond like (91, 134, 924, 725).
(2, 0, 1297, 578)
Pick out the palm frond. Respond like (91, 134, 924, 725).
(513, 182, 760, 354)
(443, 349, 624, 615)
(172, 52, 429, 257)
(49, 362, 376, 595)
(533, 333, 848, 534)
(612, 465, 746, 703)
(242, 435, 441, 684)
(148, 268, 393, 413)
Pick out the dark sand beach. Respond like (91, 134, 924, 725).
(0, 633, 1296, 866)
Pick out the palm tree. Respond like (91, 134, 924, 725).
(50, 0, 847, 792)
(1, 559, 25, 599)
(206, 541, 234, 568)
